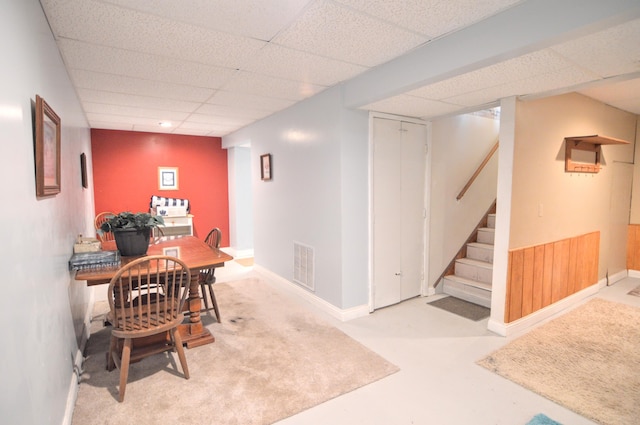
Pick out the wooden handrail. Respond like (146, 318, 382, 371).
(456, 140, 499, 201)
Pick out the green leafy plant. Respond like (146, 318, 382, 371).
(100, 211, 164, 233)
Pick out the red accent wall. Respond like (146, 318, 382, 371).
(91, 129, 229, 245)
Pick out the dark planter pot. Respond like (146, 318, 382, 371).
(113, 228, 151, 256)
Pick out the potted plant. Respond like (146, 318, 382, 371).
(99, 211, 165, 256)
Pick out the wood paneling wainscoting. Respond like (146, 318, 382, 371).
(626, 225, 640, 270)
(505, 232, 599, 323)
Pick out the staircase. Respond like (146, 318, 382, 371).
(441, 213, 495, 308)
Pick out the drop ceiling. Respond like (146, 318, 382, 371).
(39, 0, 640, 138)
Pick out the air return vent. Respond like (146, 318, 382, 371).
(293, 242, 314, 291)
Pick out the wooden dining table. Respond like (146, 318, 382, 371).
(75, 235, 233, 348)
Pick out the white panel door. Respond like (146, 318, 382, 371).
(373, 118, 426, 309)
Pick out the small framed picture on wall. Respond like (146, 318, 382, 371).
(80, 153, 88, 188)
(34, 95, 61, 196)
(260, 154, 272, 181)
(158, 167, 178, 190)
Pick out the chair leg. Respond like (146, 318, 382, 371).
(118, 338, 132, 402)
(107, 335, 117, 371)
(200, 281, 210, 311)
(208, 284, 221, 322)
(171, 329, 190, 379)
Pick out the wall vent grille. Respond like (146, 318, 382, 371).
(293, 242, 314, 291)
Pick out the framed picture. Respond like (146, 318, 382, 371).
(80, 153, 88, 188)
(260, 153, 272, 181)
(158, 167, 178, 190)
(35, 95, 61, 196)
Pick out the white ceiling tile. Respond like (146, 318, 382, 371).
(208, 90, 295, 111)
(86, 112, 168, 127)
(408, 49, 575, 100)
(242, 44, 368, 87)
(177, 120, 243, 134)
(579, 78, 640, 114)
(194, 104, 274, 121)
(39, 1, 640, 136)
(334, 0, 520, 38)
(167, 128, 216, 137)
(58, 39, 238, 89)
(101, 0, 313, 41)
(221, 71, 327, 101)
(43, 0, 267, 69)
(131, 125, 178, 134)
(69, 70, 215, 103)
(82, 102, 190, 122)
(445, 66, 600, 106)
(185, 113, 255, 128)
(362, 95, 464, 119)
(77, 89, 201, 113)
(89, 121, 135, 131)
(550, 19, 640, 78)
(579, 77, 640, 104)
(273, 0, 427, 67)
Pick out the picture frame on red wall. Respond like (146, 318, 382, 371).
(159, 167, 178, 190)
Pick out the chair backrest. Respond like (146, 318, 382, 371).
(107, 255, 191, 335)
(95, 212, 116, 242)
(201, 228, 221, 283)
(204, 227, 221, 249)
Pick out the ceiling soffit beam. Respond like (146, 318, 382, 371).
(342, 0, 640, 109)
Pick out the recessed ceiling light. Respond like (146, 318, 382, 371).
(159, 121, 172, 128)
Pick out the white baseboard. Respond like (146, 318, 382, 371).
(64, 289, 95, 425)
(254, 265, 370, 322)
(627, 269, 640, 278)
(606, 269, 628, 285)
(221, 247, 254, 259)
(63, 370, 78, 425)
(424, 285, 437, 296)
(487, 280, 602, 337)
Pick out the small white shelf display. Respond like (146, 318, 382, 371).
(150, 195, 193, 237)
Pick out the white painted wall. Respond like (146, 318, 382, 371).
(227, 146, 253, 255)
(629, 119, 640, 224)
(428, 112, 499, 286)
(490, 97, 517, 331)
(510, 93, 637, 278)
(223, 85, 369, 309)
(0, 1, 94, 424)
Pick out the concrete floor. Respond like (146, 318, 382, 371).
(215, 260, 640, 425)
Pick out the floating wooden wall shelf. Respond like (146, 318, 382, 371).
(564, 134, 629, 173)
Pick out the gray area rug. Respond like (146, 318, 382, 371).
(628, 284, 640, 297)
(73, 277, 398, 425)
(478, 298, 640, 425)
(427, 296, 490, 321)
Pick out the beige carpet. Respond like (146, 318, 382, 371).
(478, 298, 640, 425)
(73, 278, 398, 425)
